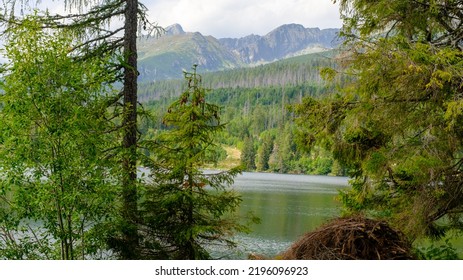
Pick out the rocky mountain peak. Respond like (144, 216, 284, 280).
(219, 24, 339, 64)
(165, 23, 185, 36)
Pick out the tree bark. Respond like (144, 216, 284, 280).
(120, 0, 139, 259)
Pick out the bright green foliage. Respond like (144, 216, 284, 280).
(294, 0, 463, 239)
(416, 239, 460, 260)
(139, 66, 253, 259)
(0, 18, 118, 259)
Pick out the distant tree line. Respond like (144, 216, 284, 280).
(138, 50, 338, 103)
(142, 80, 345, 176)
(138, 50, 345, 176)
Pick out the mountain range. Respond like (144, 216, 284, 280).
(138, 23, 340, 81)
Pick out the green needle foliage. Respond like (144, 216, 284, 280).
(139, 66, 255, 260)
(241, 136, 257, 171)
(295, 0, 463, 240)
(0, 17, 119, 259)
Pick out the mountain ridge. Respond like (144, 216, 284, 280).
(138, 23, 340, 81)
(219, 23, 340, 63)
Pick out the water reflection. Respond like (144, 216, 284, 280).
(220, 172, 349, 259)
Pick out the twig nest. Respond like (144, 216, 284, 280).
(281, 216, 414, 260)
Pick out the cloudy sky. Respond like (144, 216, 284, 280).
(37, 0, 341, 39)
(146, 0, 342, 38)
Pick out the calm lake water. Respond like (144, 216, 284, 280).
(211, 172, 349, 259)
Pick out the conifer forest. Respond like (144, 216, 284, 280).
(1, 0, 463, 260)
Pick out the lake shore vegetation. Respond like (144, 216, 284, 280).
(0, 0, 462, 260)
(0, 17, 119, 259)
(294, 0, 463, 251)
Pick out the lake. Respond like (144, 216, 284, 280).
(211, 172, 349, 259)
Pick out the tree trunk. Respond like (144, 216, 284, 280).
(120, 0, 139, 259)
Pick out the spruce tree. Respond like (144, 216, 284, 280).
(139, 66, 253, 259)
(241, 137, 257, 171)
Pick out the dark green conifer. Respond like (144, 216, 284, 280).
(139, 66, 254, 259)
(241, 137, 257, 171)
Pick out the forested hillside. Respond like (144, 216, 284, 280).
(140, 51, 343, 175)
(139, 50, 336, 102)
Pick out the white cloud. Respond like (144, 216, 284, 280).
(30, 0, 341, 38)
(145, 0, 341, 38)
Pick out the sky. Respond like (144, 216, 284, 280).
(146, 0, 342, 38)
(37, 0, 342, 39)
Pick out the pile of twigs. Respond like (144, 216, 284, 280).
(281, 216, 414, 260)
